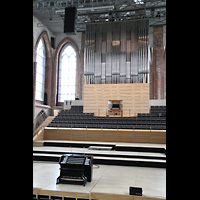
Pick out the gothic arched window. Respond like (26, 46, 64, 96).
(35, 38, 46, 101)
(58, 43, 76, 102)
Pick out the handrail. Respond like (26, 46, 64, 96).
(33, 107, 54, 135)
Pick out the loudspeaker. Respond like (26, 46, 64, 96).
(64, 7, 77, 35)
(129, 187, 142, 196)
(51, 37, 55, 49)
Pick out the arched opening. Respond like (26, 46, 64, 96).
(58, 43, 77, 102)
(34, 31, 52, 106)
(35, 37, 46, 101)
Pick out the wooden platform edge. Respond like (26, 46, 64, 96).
(33, 188, 165, 200)
(90, 192, 166, 200)
(39, 128, 166, 144)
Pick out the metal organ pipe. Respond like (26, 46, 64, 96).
(84, 20, 149, 85)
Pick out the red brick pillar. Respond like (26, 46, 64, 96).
(44, 55, 52, 106)
(33, 62, 37, 122)
(150, 26, 166, 99)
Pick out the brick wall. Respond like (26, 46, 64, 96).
(33, 23, 166, 121)
(150, 26, 166, 99)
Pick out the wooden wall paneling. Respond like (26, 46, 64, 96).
(86, 128, 102, 142)
(44, 128, 58, 140)
(118, 129, 134, 143)
(150, 130, 166, 144)
(102, 129, 117, 142)
(57, 129, 71, 140)
(134, 130, 151, 143)
(43, 128, 166, 144)
(83, 83, 149, 117)
(71, 129, 87, 141)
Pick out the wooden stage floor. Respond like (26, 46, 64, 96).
(33, 142, 166, 200)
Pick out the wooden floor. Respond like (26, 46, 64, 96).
(33, 142, 166, 200)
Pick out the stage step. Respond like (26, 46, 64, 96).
(88, 146, 113, 151)
(42, 141, 116, 150)
(42, 140, 165, 153)
(33, 146, 165, 160)
(33, 144, 166, 168)
(33, 152, 165, 168)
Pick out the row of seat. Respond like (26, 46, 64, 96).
(53, 116, 166, 123)
(48, 106, 166, 130)
(59, 112, 166, 118)
(51, 119, 165, 125)
(48, 123, 165, 130)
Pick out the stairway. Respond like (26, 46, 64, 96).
(33, 141, 166, 168)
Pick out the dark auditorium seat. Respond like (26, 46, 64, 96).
(47, 106, 166, 130)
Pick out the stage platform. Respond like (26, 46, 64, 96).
(33, 141, 166, 200)
(33, 162, 166, 200)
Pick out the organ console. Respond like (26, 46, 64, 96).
(108, 100, 123, 117)
(56, 154, 93, 186)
